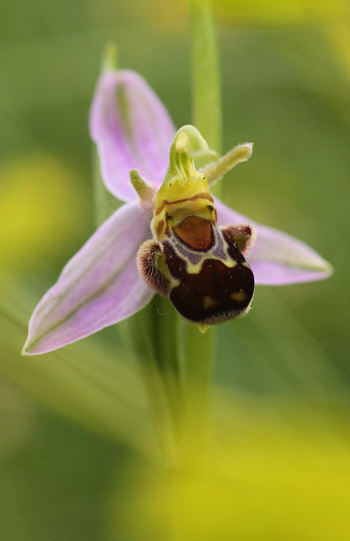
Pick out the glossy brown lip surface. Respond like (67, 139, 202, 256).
(163, 240, 255, 324)
(173, 216, 213, 251)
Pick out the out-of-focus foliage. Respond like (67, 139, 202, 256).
(1, 0, 349, 540)
(215, 0, 349, 25)
(110, 397, 350, 541)
(0, 153, 89, 281)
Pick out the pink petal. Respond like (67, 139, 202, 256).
(214, 199, 333, 285)
(90, 70, 176, 202)
(23, 201, 154, 355)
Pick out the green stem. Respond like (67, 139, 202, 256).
(182, 0, 222, 452)
(122, 298, 183, 465)
(190, 0, 222, 155)
(182, 325, 215, 453)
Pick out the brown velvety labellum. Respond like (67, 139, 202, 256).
(173, 216, 213, 251)
(163, 241, 254, 325)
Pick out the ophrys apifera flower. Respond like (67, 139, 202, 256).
(23, 70, 332, 355)
(137, 125, 255, 331)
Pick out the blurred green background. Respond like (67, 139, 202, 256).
(1, 1, 349, 540)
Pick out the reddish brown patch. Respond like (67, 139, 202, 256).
(173, 216, 213, 251)
(156, 219, 164, 237)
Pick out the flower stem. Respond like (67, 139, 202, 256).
(182, 325, 215, 453)
(123, 298, 183, 465)
(182, 0, 222, 452)
(190, 0, 222, 155)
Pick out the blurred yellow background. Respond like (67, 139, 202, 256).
(1, 1, 349, 539)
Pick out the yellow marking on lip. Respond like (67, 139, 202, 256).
(186, 254, 236, 275)
(169, 227, 238, 275)
(155, 193, 213, 216)
(230, 289, 247, 302)
(203, 295, 218, 310)
(198, 323, 209, 334)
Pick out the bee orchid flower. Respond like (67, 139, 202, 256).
(23, 70, 332, 355)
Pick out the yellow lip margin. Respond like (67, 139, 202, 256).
(151, 173, 216, 240)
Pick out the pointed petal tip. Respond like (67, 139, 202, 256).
(236, 142, 253, 161)
(250, 244, 335, 286)
(251, 251, 334, 286)
(317, 259, 334, 278)
(202, 142, 254, 186)
(21, 201, 154, 357)
(21, 333, 52, 356)
(244, 141, 254, 152)
(317, 257, 333, 272)
(21, 337, 46, 356)
(129, 169, 156, 210)
(21, 344, 31, 357)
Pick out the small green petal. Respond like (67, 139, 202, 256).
(201, 142, 253, 185)
(129, 169, 156, 209)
